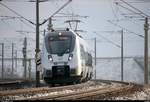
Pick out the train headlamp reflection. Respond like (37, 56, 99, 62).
(48, 55, 53, 61)
(68, 54, 73, 61)
(59, 32, 62, 36)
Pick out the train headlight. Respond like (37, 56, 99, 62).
(48, 55, 53, 62)
(49, 57, 53, 61)
(68, 54, 73, 61)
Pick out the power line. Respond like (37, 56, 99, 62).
(0, 0, 27, 2)
(1, 19, 18, 31)
(0, 0, 52, 2)
(107, 20, 144, 38)
(40, 0, 72, 25)
(0, 2, 35, 25)
(98, 30, 144, 42)
(115, 6, 146, 26)
(93, 31, 121, 48)
(109, 0, 119, 21)
(115, 0, 150, 4)
(115, 0, 150, 23)
(57, 13, 88, 18)
(0, 15, 35, 30)
(115, 1, 144, 18)
(19, 19, 35, 30)
(16, 30, 47, 37)
(119, 0, 150, 18)
(28, 0, 53, 2)
(117, 2, 150, 28)
(0, 16, 22, 20)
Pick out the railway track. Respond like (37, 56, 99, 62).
(0, 80, 97, 99)
(29, 82, 141, 100)
(0, 80, 36, 91)
(56, 85, 125, 100)
(54, 84, 140, 100)
(0, 80, 34, 86)
(0, 80, 142, 100)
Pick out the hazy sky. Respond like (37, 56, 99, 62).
(0, 0, 150, 57)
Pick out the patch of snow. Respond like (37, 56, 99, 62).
(96, 57, 147, 84)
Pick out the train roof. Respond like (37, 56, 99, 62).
(45, 28, 83, 38)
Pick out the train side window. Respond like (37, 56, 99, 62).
(88, 53, 92, 66)
(85, 52, 89, 66)
(80, 45, 85, 60)
(85, 52, 92, 66)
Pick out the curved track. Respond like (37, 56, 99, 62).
(0, 80, 36, 91)
(0, 80, 142, 100)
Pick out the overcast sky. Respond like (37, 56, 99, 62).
(0, 0, 150, 57)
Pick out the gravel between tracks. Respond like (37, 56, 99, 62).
(0, 80, 112, 100)
(0, 80, 144, 100)
(108, 85, 150, 100)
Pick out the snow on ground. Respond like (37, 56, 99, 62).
(96, 57, 150, 84)
(109, 86, 150, 100)
(0, 56, 149, 83)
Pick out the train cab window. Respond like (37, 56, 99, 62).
(45, 32, 75, 56)
(49, 36, 71, 55)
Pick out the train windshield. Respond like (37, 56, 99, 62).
(46, 34, 75, 56)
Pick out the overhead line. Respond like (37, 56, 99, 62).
(19, 19, 35, 30)
(107, 20, 144, 38)
(57, 12, 88, 18)
(0, 16, 35, 30)
(0, 0, 52, 2)
(94, 32, 121, 48)
(115, 1, 150, 4)
(116, 2, 145, 18)
(108, 0, 119, 20)
(40, 0, 72, 25)
(0, 15, 22, 20)
(28, 0, 51, 2)
(0, 2, 36, 25)
(0, 0, 27, 2)
(120, 0, 150, 18)
(1, 19, 19, 32)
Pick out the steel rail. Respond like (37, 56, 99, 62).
(0, 80, 33, 85)
(0, 79, 142, 100)
(0, 81, 94, 96)
(24, 84, 112, 100)
(26, 83, 139, 100)
(55, 84, 138, 100)
(23, 81, 140, 100)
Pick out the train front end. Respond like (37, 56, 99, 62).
(41, 30, 81, 84)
